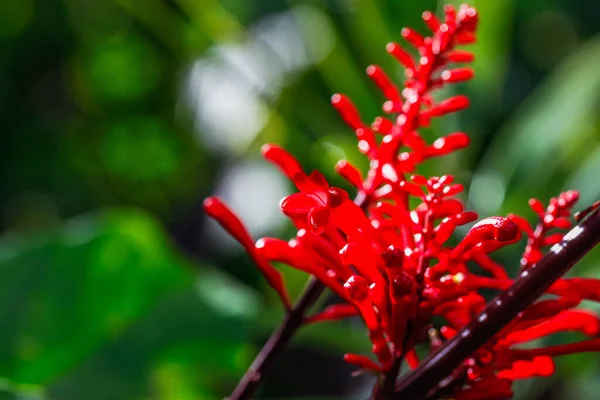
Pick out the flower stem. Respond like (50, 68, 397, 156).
(394, 205, 600, 399)
(228, 277, 326, 400)
(228, 193, 369, 400)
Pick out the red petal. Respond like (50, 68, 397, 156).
(280, 193, 321, 216)
(336, 160, 364, 188)
(386, 42, 415, 71)
(441, 68, 474, 83)
(261, 144, 303, 181)
(366, 65, 401, 104)
(343, 354, 382, 372)
(331, 93, 364, 131)
(305, 303, 358, 324)
(203, 197, 291, 308)
(401, 27, 425, 49)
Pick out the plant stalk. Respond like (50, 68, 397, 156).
(394, 205, 600, 399)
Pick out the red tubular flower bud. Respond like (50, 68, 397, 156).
(331, 93, 363, 131)
(203, 197, 291, 309)
(497, 356, 555, 380)
(507, 213, 533, 237)
(549, 278, 600, 302)
(308, 206, 330, 234)
(366, 65, 402, 104)
(543, 233, 564, 246)
(305, 303, 358, 324)
(442, 183, 464, 197)
(386, 42, 416, 71)
(372, 116, 394, 135)
(261, 144, 304, 181)
(428, 95, 470, 117)
(422, 10, 440, 32)
(511, 338, 600, 359)
(457, 4, 478, 32)
(446, 50, 475, 63)
(430, 132, 470, 156)
(344, 275, 379, 331)
(503, 310, 600, 346)
(343, 353, 382, 372)
(335, 160, 363, 188)
(456, 31, 477, 44)
(471, 252, 510, 280)
(552, 218, 572, 229)
(451, 217, 520, 258)
(444, 4, 456, 23)
(401, 27, 426, 49)
(441, 67, 475, 83)
(406, 349, 420, 369)
(400, 180, 425, 197)
(528, 198, 545, 216)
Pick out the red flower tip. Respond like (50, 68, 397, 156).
(446, 50, 475, 63)
(344, 275, 370, 302)
(386, 42, 416, 71)
(260, 143, 304, 181)
(457, 4, 478, 32)
(422, 10, 440, 32)
(335, 160, 364, 189)
(343, 354, 382, 372)
(331, 93, 363, 131)
(401, 27, 426, 49)
(441, 67, 475, 83)
(528, 198, 545, 216)
(366, 65, 401, 104)
(305, 303, 358, 324)
(392, 272, 415, 298)
(328, 187, 350, 208)
(308, 206, 329, 234)
(381, 244, 404, 268)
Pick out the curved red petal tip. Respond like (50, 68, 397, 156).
(344, 275, 370, 302)
(391, 272, 414, 298)
(401, 27, 425, 48)
(343, 354, 382, 372)
(439, 96, 470, 114)
(366, 65, 401, 103)
(410, 174, 428, 185)
(308, 206, 329, 234)
(331, 93, 362, 130)
(203, 196, 219, 213)
(260, 143, 304, 181)
(400, 180, 425, 197)
(458, 4, 478, 32)
(422, 10, 440, 32)
(441, 67, 475, 83)
(327, 187, 349, 208)
(528, 198, 545, 215)
(386, 42, 416, 70)
(493, 217, 520, 242)
(381, 244, 404, 268)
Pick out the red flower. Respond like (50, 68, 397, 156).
(204, 3, 600, 399)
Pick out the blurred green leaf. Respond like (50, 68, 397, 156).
(0, 208, 192, 384)
(471, 34, 600, 215)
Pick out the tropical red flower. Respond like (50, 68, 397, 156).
(204, 4, 600, 399)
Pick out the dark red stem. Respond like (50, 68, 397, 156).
(394, 205, 600, 399)
(228, 277, 325, 400)
(228, 193, 369, 400)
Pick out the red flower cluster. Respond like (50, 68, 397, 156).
(204, 4, 600, 399)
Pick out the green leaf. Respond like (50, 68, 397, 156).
(0, 208, 192, 384)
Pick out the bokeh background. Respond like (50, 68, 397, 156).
(1, 0, 600, 399)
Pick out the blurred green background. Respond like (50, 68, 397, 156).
(1, 0, 600, 399)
